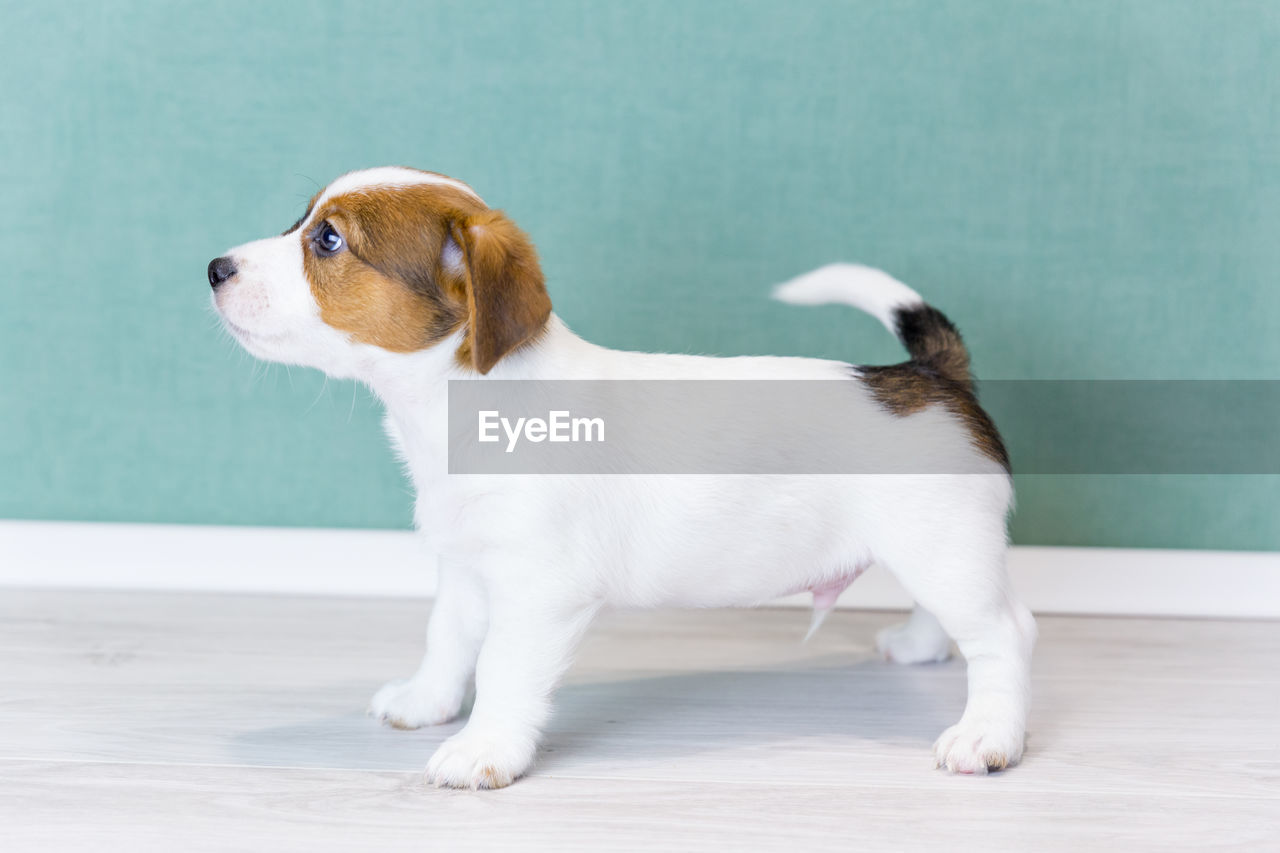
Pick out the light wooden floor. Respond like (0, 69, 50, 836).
(0, 590, 1276, 851)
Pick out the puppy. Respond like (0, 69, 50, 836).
(210, 166, 1036, 789)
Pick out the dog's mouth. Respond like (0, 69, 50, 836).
(211, 293, 263, 341)
(215, 309, 282, 346)
(214, 308, 256, 341)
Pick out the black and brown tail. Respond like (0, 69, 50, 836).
(772, 263, 1007, 469)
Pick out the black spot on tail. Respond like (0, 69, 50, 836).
(859, 305, 1009, 471)
(894, 305, 971, 389)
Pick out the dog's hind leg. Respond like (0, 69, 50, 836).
(875, 604, 953, 664)
(882, 544, 1037, 774)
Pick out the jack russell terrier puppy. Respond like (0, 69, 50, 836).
(209, 166, 1036, 789)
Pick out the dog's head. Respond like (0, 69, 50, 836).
(209, 167, 551, 377)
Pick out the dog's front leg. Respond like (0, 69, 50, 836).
(425, 581, 600, 789)
(370, 557, 487, 729)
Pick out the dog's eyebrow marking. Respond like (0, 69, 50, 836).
(282, 191, 323, 236)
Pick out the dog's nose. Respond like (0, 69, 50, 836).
(208, 256, 237, 289)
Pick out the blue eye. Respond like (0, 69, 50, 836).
(313, 222, 344, 256)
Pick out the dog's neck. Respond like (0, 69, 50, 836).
(359, 313, 589, 400)
(355, 314, 595, 486)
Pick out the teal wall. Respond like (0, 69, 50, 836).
(2, 0, 1277, 549)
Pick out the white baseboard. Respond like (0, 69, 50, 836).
(1, 520, 1277, 618)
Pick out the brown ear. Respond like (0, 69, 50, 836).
(450, 209, 551, 374)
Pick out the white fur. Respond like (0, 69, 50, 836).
(440, 236, 464, 275)
(318, 166, 484, 208)
(773, 263, 923, 335)
(213, 169, 1036, 788)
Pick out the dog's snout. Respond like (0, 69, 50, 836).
(208, 256, 238, 289)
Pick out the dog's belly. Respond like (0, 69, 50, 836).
(590, 479, 875, 609)
(606, 538, 866, 609)
(419, 471, 1012, 612)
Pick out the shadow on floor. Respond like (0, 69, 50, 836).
(227, 658, 963, 774)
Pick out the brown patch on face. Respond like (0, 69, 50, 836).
(301, 181, 550, 369)
(303, 184, 475, 353)
(861, 364, 1011, 471)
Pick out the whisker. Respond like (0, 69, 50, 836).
(305, 375, 330, 414)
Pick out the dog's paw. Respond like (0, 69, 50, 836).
(933, 716, 1025, 775)
(875, 620, 952, 664)
(425, 724, 536, 790)
(368, 678, 462, 730)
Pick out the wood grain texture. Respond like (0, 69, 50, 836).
(0, 589, 1277, 851)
